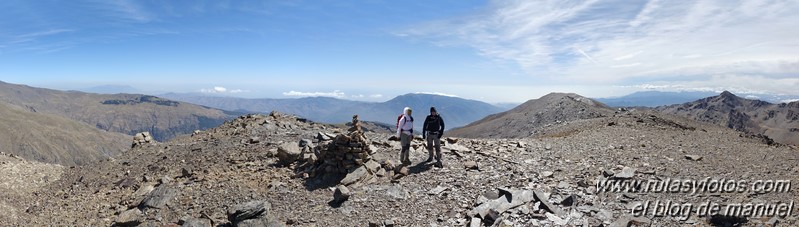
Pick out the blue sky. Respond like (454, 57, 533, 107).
(1, 0, 798, 103)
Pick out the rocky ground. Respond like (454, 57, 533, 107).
(1, 110, 798, 226)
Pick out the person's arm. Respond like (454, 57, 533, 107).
(439, 115, 445, 136)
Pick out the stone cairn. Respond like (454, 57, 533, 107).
(312, 115, 375, 175)
(132, 131, 156, 148)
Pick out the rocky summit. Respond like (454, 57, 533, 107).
(0, 108, 797, 226)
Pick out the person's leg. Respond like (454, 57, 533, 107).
(433, 134, 442, 161)
(400, 133, 411, 165)
(425, 134, 434, 162)
(400, 133, 409, 164)
(433, 134, 443, 167)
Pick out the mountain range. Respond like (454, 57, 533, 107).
(0, 81, 238, 142)
(596, 90, 799, 107)
(449, 93, 615, 138)
(160, 93, 507, 129)
(656, 91, 799, 145)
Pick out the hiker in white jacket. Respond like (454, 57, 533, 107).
(397, 107, 414, 165)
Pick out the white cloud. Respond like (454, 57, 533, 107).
(403, 0, 799, 94)
(282, 90, 346, 98)
(414, 92, 459, 97)
(780, 99, 799, 103)
(200, 86, 249, 94)
(369, 94, 383, 98)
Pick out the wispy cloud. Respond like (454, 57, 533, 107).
(414, 92, 459, 97)
(200, 86, 249, 94)
(402, 0, 799, 94)
(283, 90, 346, 98)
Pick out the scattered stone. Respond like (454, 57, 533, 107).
(464, 161, 479, 170)
(609, 216, 651, 227)
(364, 160, 381, 174)
(333, 185, 351, 203)
(469, 217, 482, 227)
(613, 167, 636, 179)
(685, 155, 703, 161)
(445, 137, 459, 144)
(534, 190, 564, 216)
(384, 219, 395, 227)
(249, 137, 261, 144)
(140, 185, 177, 209)
(427, 186, 449, 195)
(560, 194, 577, 207)
(228, 200, 271, 223)
(277, 142, 302, 164)
(546, 212, 568, 225)
(602, 169, 615, 177)
(317, 132, 334, 141)
(544, 145, 552, 150)
(470, 188, 536, 219)
(180, 218, 211, 227)
(387, 185, 409, 200)
(540, 171, 554, 178)
(181, 166, 193, 178)
(445, 143, 470, 152)
(397, 166, 409, 177)
(115, 208, 142, 226)
(340, 166, 368, 186)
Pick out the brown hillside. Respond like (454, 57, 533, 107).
(656, 91, 799, 145)
(0, 101, 129, 166)
(0, 81, 237, 141)
(449, 93, 615, 138)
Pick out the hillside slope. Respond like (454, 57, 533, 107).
(656, 91, 799, 145)
(449, 93, 615, 138)
(0, 101, 129, 165)
(0, 81, 238, 141)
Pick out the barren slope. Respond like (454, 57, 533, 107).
(0, 81, 238, 141)
(657, 91, 799, 145)
(0, 101, 129, 165)
(449, 93, 615, 138)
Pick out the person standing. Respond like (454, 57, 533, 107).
(423, 107, 445, 167)
(397, 107, 414, 166)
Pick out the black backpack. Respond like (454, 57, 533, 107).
(425, 115, 442, 132)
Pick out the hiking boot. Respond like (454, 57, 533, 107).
(434, 160, 443, 168)
(425, 156, 434, 163)
(402, 159, 412, 166)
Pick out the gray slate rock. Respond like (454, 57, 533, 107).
(685, 155, 703, 161)
(341, 165, 368, 186)
(534, 190, 565, 217)
(115, 208, 142, 226)
(333, 185, 351, 203)
(470, 188, 535, 219)
(613, 167, 636, 179)
(228, 200, 271, 223)
(141, 185, 177, 209)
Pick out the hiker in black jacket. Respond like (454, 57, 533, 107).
(422, 107, 445, 167)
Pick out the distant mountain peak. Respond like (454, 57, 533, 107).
(719, 90, 737, 99)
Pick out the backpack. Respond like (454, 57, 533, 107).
(396, 114, 413, 129)
(425, 115, 441, 132)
